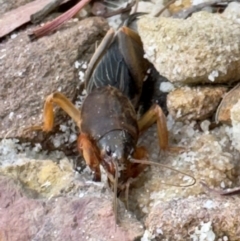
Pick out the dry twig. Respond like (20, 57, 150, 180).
(30, 0, 66, 24)
(29, 0, 136, 39)
(29, 0, 91, 40)
(201, 181, 240, 196)
(0, 0, 54, 38)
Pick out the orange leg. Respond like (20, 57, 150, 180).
(138, 104, 183, 152)
(77, 133, 101, 182)
(26, 92, 81, 132)
(129, 146, 149, 178)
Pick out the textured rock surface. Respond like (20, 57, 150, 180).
(167, 86, 227, 121)
(145, 195, 240, 241)
(229, 99, 240, 152)
(222, 1, 240, 22)
(0, 175, 143, 241)
(168, 0, 192, 14)
(216, 84, 240, 125)
(132, 0, 170, 17)
(0, 0, 34, 15)
(0, 17, 109, 144)
(131, 127, 240, 220)
(137, 11, 240, 84)
(0, 158, 75, 198)
(2, 2, 240, 240)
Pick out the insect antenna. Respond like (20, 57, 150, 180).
(130, 158, 196, 187)
(124, 178, 133, 210)
(112, 159, 119, 228)
(102, 156, 120, 227)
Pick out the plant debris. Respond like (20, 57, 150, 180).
(0, 0, 54, 38)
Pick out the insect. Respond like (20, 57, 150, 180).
(29, 16, 195, 221)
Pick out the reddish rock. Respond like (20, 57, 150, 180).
(145, 195, 240, 240)
(0, 175, 144, 241)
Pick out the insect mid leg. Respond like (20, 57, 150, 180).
(138, 104, 184, 152)
(26, 92, 81, 132)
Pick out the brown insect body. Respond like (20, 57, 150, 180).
(78, 85, 141, 187)
(77, 21, 182, 191)
(77, 22, 151, 189)
(28, 20, 153, 194)
(81, 86, 139, 142)
(28, 16, 195, 217)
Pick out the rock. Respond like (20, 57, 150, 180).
(167, 86, 227, 121)
(3, 4, 240, 240)
(229, 99, 240, 152)
(0, 0, 34, 15)
(0, 17, 109, 148)
(145, 195, 240, 240)
(131, 1, 170, 17)
(130, 122, 240, 221)
(0, 138, 144, 240)
(151, 0, 170, 17)
(222, 1, 240, 21)
(216, 84, 240, 125)
(132, 1, 154, 14)
(0, 158, 75, 198)
(137, 12, 240, 84)
(231, 99, 240, 124)
(0, 175, 144, 241)
(168, 0, 192, 14)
